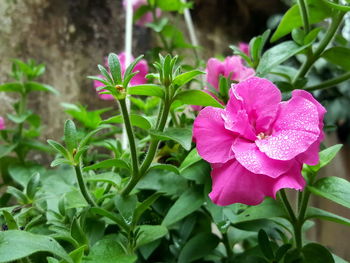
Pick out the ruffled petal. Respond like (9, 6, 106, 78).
(227, 77, 281, 134)
(209, 160, 305, 206)
(193, 107, 236, 163)
(232, 138, 293, 178)
(292, 90, 326, 165)
(256, 95, 320, 161)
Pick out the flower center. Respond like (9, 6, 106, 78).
(256, 132, 269, 140)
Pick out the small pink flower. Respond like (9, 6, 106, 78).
(193, 77, 326, 206)
(0, 117, 5, 130)
(239, 42, 250, 56)
(122, 0, 161, 26)
(94, 52, 148, 100)
(206, 56, 255, 91)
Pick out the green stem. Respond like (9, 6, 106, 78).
(121, 86, 171, 196)
(118, 99, 139, 176)
(292, 11, 345, 85)
(222, 232, 233, 260)
(279, 189, 297, 223)
(15, 92, 28, 163)
(151, 9, 172, 54)
(74, 165, 97, 207)
(298, 0, 310, 33)
(306, 71, 350, 91)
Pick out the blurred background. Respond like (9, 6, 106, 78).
(0, 0, 349, 260)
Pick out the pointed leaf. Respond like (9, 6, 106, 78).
(127, 84, 164, 98)
(107, 53, 122, 84)
(64, 120, 78, 152)
(150, 127, 192, 150)
(173, 90, 224, 108)
(83, 159, 130, 171)
(173, 70, 204, 87)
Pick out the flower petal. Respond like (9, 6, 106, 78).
(206, 58, 225, 90)
(193, 107, 236, 163)
(209, 160, 305, 206)
(224, 56, 255, 82)
(256, 95, 320, 161)
(227, 77, 282, 134)
(232, 138, 293, 178)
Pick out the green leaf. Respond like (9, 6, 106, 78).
(83, 158, 130, 171)
(173, 90, 224, 108)
(64, 189, 89, 209)
(101, 114, 152, 130)
(98, 64, 113, 84)
(86, 172, 121, 187)
(8, 163, 46, 188)
(62, 245, 86, 263)
(133, 192, 163, 225)
(322, 47, 350, 71)
(178, 233, 220, 263)
(271, 0, 329, 42)
(146, 17, 168, 32)
(156, 0, 190, 12)
(162, 188, 204, 227)
(148, 163, 180, 175)
(127, 84, 164, 98)
(7, 111, 32, 124)
(258, 229, 274, 260)
(64, 120, 78, 153)
(256, 41, 307, 76)
(179, 148, 202, 172)
(107, 53, 122, 84)
(47, 139, 70, 159)
(124, 55, 144, 87)
(308, 176, 350, 209)
(0, 230, 72, 263)
(0, 144, 17, 159)
(0, 82, 23, 93)
(322, 0, 350, 11)
(115, 194, 137, 224)
(136, 225, 168, 247)
(26, 172, 40, 200)
(173, 70, 204, 87)
(6, 186, 28, 203)
(150, 127, 192, 150)
(180, 160, 210, 184)
(305, 207, 350, 227)
(25, 81, 59, 95)
(51, 158, 72, 167)
(82, 235, 136, 263)
(2, 210, 18, 230)
(230, 198, 287, 224)
(302, 243, 334, 263)
(309, 144, 342, 172)
(71, 217, 88, 247)
(90, 207, 129, 232)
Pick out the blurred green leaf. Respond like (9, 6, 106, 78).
(302, 243, 334, 263)
(162, 187, 204, 226)
(173, 70, 204, 87)
(271, 0, 329, 42)
(256, 41, 307, 76)
(150, 127, 192, 150)
(308, 176, 350, 209)
(178, 233, 220, 263)
(0, 230, 72, 263)
(136, 225, 168, 247)
(0, 82, 23, 93)
(127, 84, 164, 98)
(308, 144, 342, 172)
(173, 90, 224, 108)
(101, 114, 152, 130)
(322, 47, 350, 71)
(83, 158, 130, 171)
(306, 207, 350, 227)
(25, 81, 58, 95)
(82, 235, 136, 263)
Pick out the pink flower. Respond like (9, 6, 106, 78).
(94, 52, 148, 100)
(206, 56, 255, 91)
(239, 42, 250, 56)
(0, 117, 5, 130)
(193, 77, 326, 206)
(122, 0, 161, 26)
